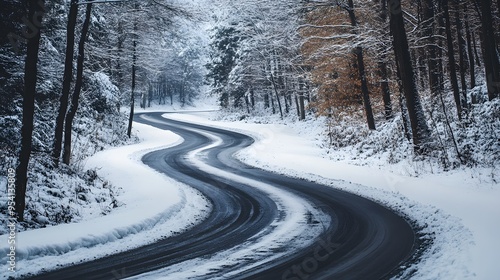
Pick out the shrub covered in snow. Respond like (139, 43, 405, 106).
(0, 70, 134, 234)
(85, 72, 121, 114)
(213, 84, 499, 180)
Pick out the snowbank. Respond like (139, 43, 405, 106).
(0, 122, 210, 279)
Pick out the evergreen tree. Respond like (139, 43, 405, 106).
(206, 25, 241, 107)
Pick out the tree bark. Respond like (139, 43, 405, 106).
(294, 93, 300, 117)
(379, 57, 393, 120)
(299, 80, 306, 120)
(455, 0, 468, 108)
(435, 14, 446, 91)
(53, 0, 78, 166)
(472, 31, 481, 67)
(422, 0, 441, 99)
(378, 0, 393, 120)
(355, 47, 376, 129)
(464, 3, 476, 90)
(169, 84, 173, 105)
(346, 0, 376, 130)
(270, 72, 284, 119)
(16, 0, 45, 221)
(394, 54, 412, 142)
(63, 1, 92, 165)
(244, 94, 251, 114)
(127, 19, 137, 138)
(389, 0, 431, 153)
(479, 0, 500, 100)
(300, 97, 306, 120)
(442, 0, 462, 118)
(250, 86, 255, 108)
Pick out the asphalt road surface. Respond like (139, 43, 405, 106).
(25, 112, 416, 280)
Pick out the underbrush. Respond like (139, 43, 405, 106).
(213, 85, 499, 180)
(325, 88, 499, 177)
(0, 73, 136, 234)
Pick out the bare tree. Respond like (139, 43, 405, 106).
(343, 0, 376, 130)
(52, 0, 78, 166)
(63, 1, 93, 164)
(15, 0, 45, 221)
(389, 0, 431, 153)
(127, 13, 137, 138)
(441, 0, 462, 118)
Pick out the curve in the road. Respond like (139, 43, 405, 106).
(25, 112, 416, 280)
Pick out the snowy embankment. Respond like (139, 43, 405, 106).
(0, 122, 210, 279)
(166, 112, 500, 280)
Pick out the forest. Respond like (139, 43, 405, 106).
(205, 0, 499, 165)
(0, 0, 499, 234)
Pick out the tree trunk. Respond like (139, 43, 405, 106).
(169, 85, 173, 105)
(299, 93, 306, 120)
(244, 94, 250, 114)
(389, 0, 431, 153)
(148, 83, 152, 108)
(180, 83, 185, 106)
(422, 0, 441, 99)
(435, 14, 446, 91)
(53, 0, 78, 166)
(355, 47, 376, 130)
(379, 60, 393, 120)
(250, 87, 255, 108)
(479, 0, 500, 100)
(441, 0, 462, 119)
(399, 93, 412, 142)
(63, 1, 92, 165)
(472, 31, 481, 67)
(270, 72, 284, 119)
(276, 54, 289, 114)
(378, 0, 393, 120)
(294, 93, 300, 117)
(346, 0, 376, 130)
(455, 0, 468, 109)
(115, 18, 124, 95)
(270, 91, 276, 114)
(15, 0, 45, 221)
(442, 0, 463, 118)
(395, 55, 412, 142)
(299, 80, 306, 120)
(464, 4, 476, 90)
(127, 19, 137, 138)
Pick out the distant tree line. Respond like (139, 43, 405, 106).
(205, 0, 311, 120)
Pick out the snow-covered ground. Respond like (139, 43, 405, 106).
(1, 102, 498, 279)
(127, 123, 329, 279)
(0, 120, 210, 279)
(166, 111, 499, 280)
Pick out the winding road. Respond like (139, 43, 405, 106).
(27, 112, 416, 280)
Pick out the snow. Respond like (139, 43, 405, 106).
(165, 111, 500, 280)
(0, 120, 210, 279)
(126, 124, 329, 279)
(1, 104, 498, 279)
